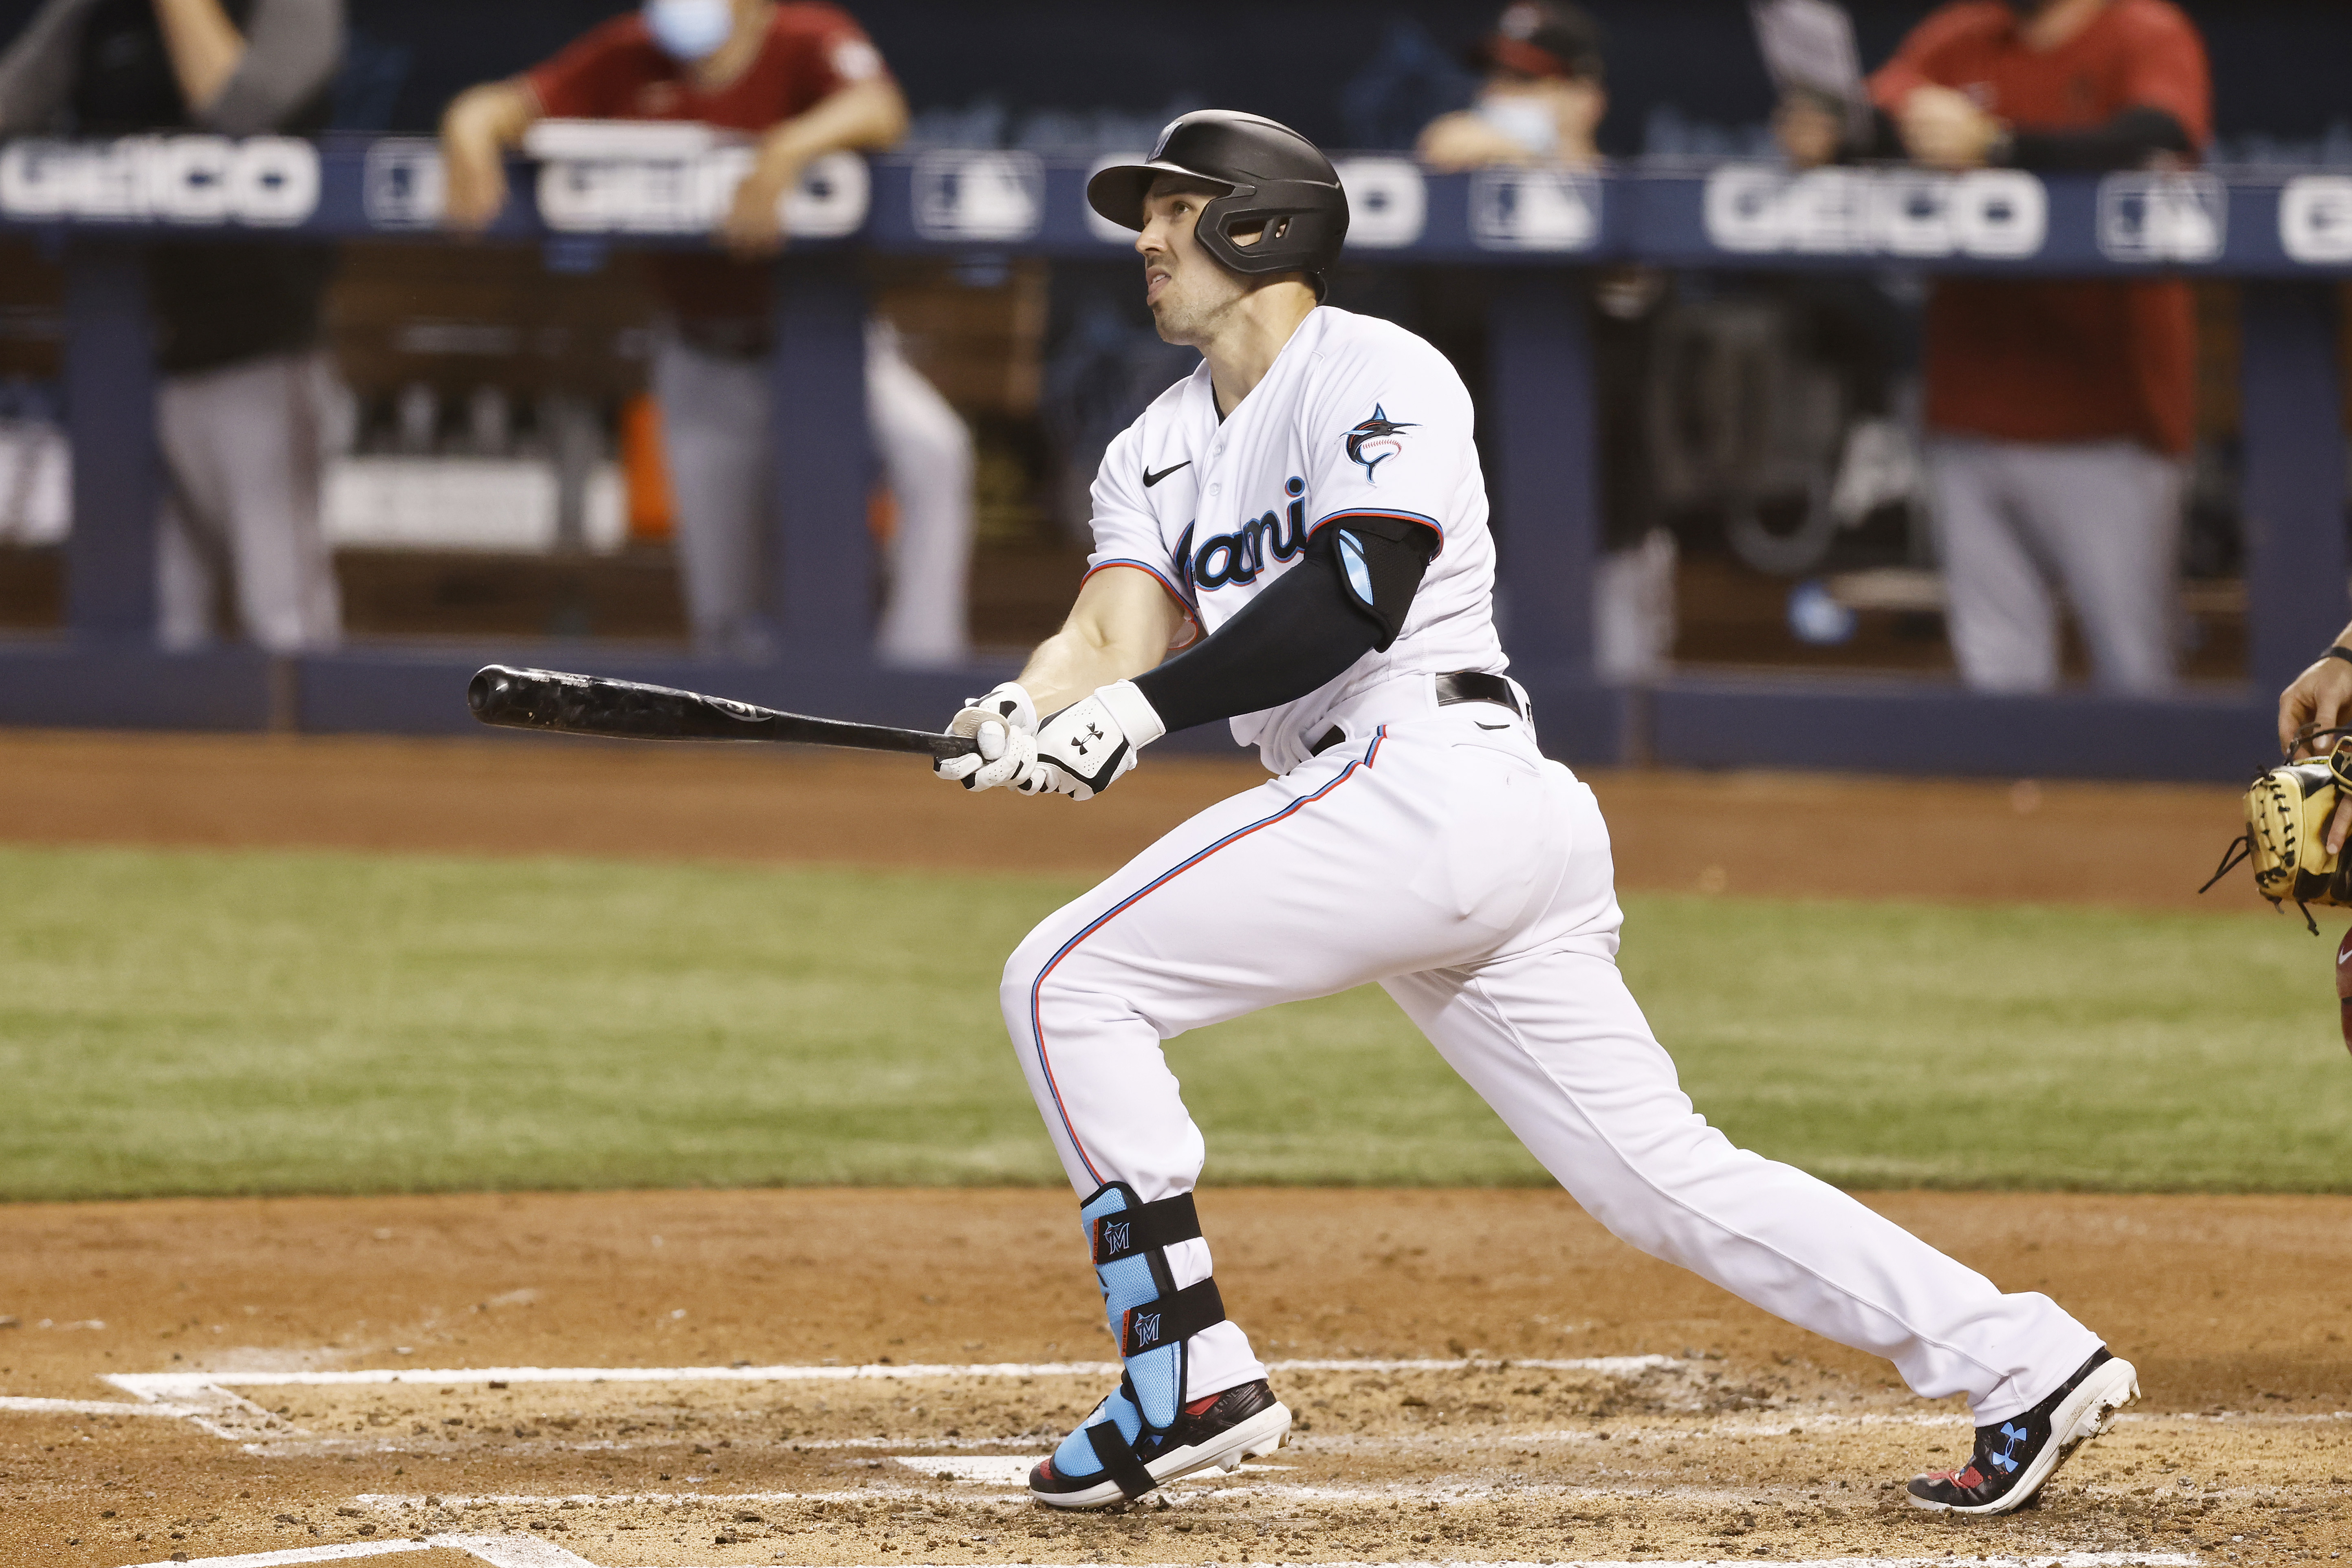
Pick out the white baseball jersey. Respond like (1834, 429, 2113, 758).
(1084, 306, 1505, 772)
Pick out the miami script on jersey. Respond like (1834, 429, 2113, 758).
(1084, 306, 1505, 773)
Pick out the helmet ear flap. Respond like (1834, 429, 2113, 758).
(1196, 184, 1342, 290)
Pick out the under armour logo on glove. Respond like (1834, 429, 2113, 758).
(1016, 681, 1167, 802)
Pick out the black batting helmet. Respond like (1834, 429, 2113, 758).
(1086, 110, 1348, 295)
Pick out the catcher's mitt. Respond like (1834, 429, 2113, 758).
(2202, 731, 2352, 932)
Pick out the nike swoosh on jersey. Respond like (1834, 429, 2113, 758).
(1142, 461, 1192, 488)
(1475, 721, 1510, 729)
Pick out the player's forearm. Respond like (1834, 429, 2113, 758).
(439, 81, 537, 227)
(2004, 106, 2195, 172)
(150, 0, 247, 113)
(443, 81, 537, 155)
(753, 77, 908, 183)
(1016, 622, 1167, 718)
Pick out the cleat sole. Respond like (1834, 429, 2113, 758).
(1030, 1401, 1292, 1511)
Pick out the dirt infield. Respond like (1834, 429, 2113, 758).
(0, 730, 2266, 910)
(2, 1190, 2348, 1566)
(1, 731, 2337, 1566)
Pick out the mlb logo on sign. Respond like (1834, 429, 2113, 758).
(363, 140, 445, 227)
(1099, 1220, 1130, 1255)
(1471, 168, 1600, 252)
(1333, 158, 1426, 249)
(912, 151, 1044, 242)
(2098, 172, 2225, 264)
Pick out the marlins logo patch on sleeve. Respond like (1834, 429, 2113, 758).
(1345, 405, 1416, 480)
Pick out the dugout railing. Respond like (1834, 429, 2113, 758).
(0, 135, 2343, 780)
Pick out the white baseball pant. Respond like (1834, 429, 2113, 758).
(1002, 676, 2102, 1425)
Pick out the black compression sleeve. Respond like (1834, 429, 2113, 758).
(1132, 523, 1434, 734)
(2005, 106, 2194, 172)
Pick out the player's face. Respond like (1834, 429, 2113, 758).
(1136, 178, 1255, 346)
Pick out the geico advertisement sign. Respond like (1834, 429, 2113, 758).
(1705, 165, 2046, 258)
(0, 136, 318, 225)
(537, 148, 868, 237)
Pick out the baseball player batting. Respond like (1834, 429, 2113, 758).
(936, 109, 2136, 1516)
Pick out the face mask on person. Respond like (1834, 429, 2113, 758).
(643, 0, 734, 62)
(1476, 90, 1560, 155)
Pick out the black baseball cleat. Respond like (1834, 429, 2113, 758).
(1028, 1378, 1292, 1509)
(1907, 1348, 2140, 1516)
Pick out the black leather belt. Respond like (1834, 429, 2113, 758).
(1434, 670, 1524, 716)
(1308, 670, 1524, 755)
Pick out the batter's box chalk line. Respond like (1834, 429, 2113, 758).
(119, 1543, 2205, 1568)
(892, 1453, 1290, 1485)
(116, 1536, 601, 1568)
(22, 1356, 1678, 1449)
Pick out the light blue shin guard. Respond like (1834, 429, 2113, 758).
(1047, 1182, 1226, 1482)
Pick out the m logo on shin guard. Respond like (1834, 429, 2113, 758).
(1134, 1312, 1162, 1346)
(1099, 1220, 1130, 1255)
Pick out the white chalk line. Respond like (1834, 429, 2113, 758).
(361, 1491, 924, 1507)
(117, 1534, 601, 1568)
(352, 1491, 1377, 1514)
(0, 1394, 197, 1417)
(101, 1354, 1676, 1399)
(121, 1542, 2203, 1568)
(48, 1357, 1673, 1453)
(115, 1542, 442, 1568)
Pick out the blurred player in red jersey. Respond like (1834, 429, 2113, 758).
(440, 0, 975, 665)
(1780, 0, 2210, 696)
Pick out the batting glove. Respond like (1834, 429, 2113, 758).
(1015, 680, 1167, 802)
(936, 681, 1039, 792)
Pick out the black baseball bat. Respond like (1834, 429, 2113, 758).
(467, 665, 980, 760)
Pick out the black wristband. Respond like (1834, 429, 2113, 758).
(2326, 646, 2352, 669)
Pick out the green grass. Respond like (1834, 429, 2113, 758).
(1, 844, 2345, 1200)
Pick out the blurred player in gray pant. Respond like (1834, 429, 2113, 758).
(0, 0, 346, 652)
